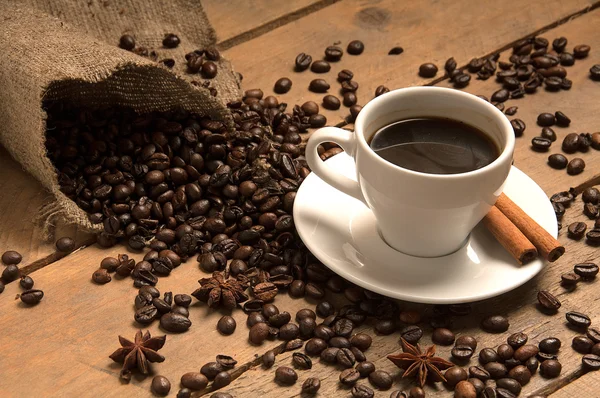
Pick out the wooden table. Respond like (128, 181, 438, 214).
(1, 0, 600, 396)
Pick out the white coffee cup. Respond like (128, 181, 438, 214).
(306, 87, 515, 257)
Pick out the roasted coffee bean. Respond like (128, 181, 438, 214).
(209, 393, 232, 398)
(481, 315, 509, 333)
(547, 153, 568, 169)
(269, 311, 291, 327)
(302, 377, 321, 394)
(582, 354, 600, 370)
(55, 237, 76, 252)
(2, 250, 22, 265)
(552, 37, 568, 52)
(505, 332, 527, 349)
(541, 127, 557, 142)
(445, 366, 468, 388)
(540, 359, 561, 378)
(19, 275, 34, 290)
(479, 348, 500, 364)
(319, 347, 339, 363)
(590, 64, 600, 80)
(593, 343, 600, 356)
(289, 280, 306, 297)
(408, 386, 425, 398)
(452, 345, 475, 361)
(566, 311, 591, 328)
(305, 337, 327, 356)
(510, 119, 526, 137)
(262, 350, 275, 369)
(274, 366, 297, 385)
(311, 60, 331, 73)
(573, 336, 594, 353)
(484, 362, 508, 379)
(496, 378, 521, 395)
(353, 361, 375, 378)
(180, 372, 208, 390)
(532, 136, 552, 151)
(497, 344, 514, 361)
(454, 380, 477, 398)
(567, 158, 585, 175)
(151, 375, 171, 396)
(562, 133, 581, 153)
(217, 315, 236, 335)
(19, 289, 44, 305)
(452, 336, 477, 351)
(162, 33, 180, 48)
(444, 57, 457, 74)
(340, 368, 361, 385)
(348, 334, 372, 352)
(588, 328, 600, 344)
(329, 336, 351, 348)
(553, 111, 571, 127)
(92, 268, 111, 284)
(418, 63, 438, 77)
(573, 44, 591, 58)
(539, 337, 561, 354)
(561, 271, 581, 286)
(295, 53, 312, 71)
(375, 319, 396, 335)
(514, 344, 539, 361)
(507, 366, 531, 386)
(292, 352, 312, 370)
(2, 264, 20, 282)
(213, 370, 232, 388)
(505, 106, 518, 116)
(305, 282, 325, 299)
(337, 347, 356, 368)
(537, 113, 556, 126)
(369, 369, 393, 390)
(201, 61, 218, 78)
(347, 40, 365, 55)
(375, 85, 390, 97)
(352, 384, 375, 398)
(160, 312, 191, 333)
(432, 328, 455, 345)
(201, 362, 223, 380)
(568, 222, 587, 239)
(247, 312, 266, 328)
(453, 73, 472, 88)
(325, 46, 343, 62)
(537, 290, 561, 311)
(397, 325, 422, 345)
(469, 365, 491, 381)
(587, 229, 600, 243)
(119, 34, 136, 50)
(322, 95, 341, 110)
(583, 188, 600, 204)
(574, 262, 599, 279)
(279, 323, 300, 341)
(274, 77, 292, 94)
(249, 322, 270, 344)
(490, 89, 509, 103)
(388, 46, 404, 55)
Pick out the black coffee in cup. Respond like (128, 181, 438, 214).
(368, 117, 499, 174)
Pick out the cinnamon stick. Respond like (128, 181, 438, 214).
(483, 206, 538, 265)
(495, 193, 565, 262)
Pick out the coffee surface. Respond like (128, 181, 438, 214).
(368, 118, 499, 174)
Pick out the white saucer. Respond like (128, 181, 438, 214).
(294, 153, 558, 304)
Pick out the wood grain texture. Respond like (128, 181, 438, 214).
(224, 0, 597, 126)
(550, 369, 600, 397)
(204, 0, 324, 44)
(0, 148, 93, 270)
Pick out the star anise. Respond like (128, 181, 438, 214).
(387, 338, 454, 387)
(109, 330, 166, 381)
(191, 271, 248, 310)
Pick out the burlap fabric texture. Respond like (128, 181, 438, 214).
(0, 1, 241, 236)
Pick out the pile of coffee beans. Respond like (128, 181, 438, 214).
(132, 284, 192, 333)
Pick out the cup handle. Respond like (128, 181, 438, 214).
(306, 127, 367, 205)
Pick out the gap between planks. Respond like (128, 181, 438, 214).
(217, 0, 342, 51)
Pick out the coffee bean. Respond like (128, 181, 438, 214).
(445, 366, 468, 388)
(201, 61, 218, 78)
(504, 106, 518, 116)
(274, 78, 292, 94)
(469, 365, 491, 381)
(160, 312, 191, 333)
(92, 268, 111, 284)
(496, 378, 521, 395)
(514, 344, 539, 361)
(573, 336, 594, 353)
(553, 111, 571, 127)
(375, 319, 396, 335)
(399, 325, 423, 344)
(311, 60, 331, 73)
(118, 34, 135, 50)
(390, 391, 409, 398)
(538, 337, 561, 354)
(573, 44, 591, 58)
(338, 69, 354, 81)
(302, 377, 321, 394)
(19, 289, 43, 305)
(162, 33, 180, 48)
(567, 311, 591, 328)
(539, 128, 556, 143)
(510, 119, 526, 137)
(588, 328, 600, 344)
(453, 73, 472, 88)
(562, 133, 580, 153)
(567, 158, 585, 175)
(210, 393, 232, 398)
(531, 136, 552, 151)
(279, 323, 300, 341)
(295, 53, 312, 71)
(180, 372, 208, 390)
(322, 95, 341, 110)
(537, 113, 555, 127)
(479, 348, 500, 364)
(369, 369, 393, 390)
(309, 114, 327, 128)
(491, 89, 509, 103)
(217, 315, 236, 335)
(352, 385, 374, 398)
(540, 359, 561, 378)
(2, 250, 22, 265)
(1, 264, 19, 283)
(325, 46, 343, 62)
(432, 328, 455, 345)
(388, 47, 404, 55)
(317, 347, 338, 364)
(452, 345, 475, 361)
(537, 290, 561, 312)
(484, 362, 508, 379)
(249, 322, 270, 344)
(305, 337, 327, 356)
(591, 64, 600, 80)
(574, 262, 599, 279)
(341, 80, 359, 93)
(409, 387, 425, 398)
(375, 85, 390, 97)
(419, 63, 438, 78)
(55, 237, 76, 252)
(497, 344, 514, 361)
(347, 40, 365, 55)
(444, 57, 457, 74)
(340, 368, 361, 385)
(454, 380, 477, 398)
(587, 229, 600, 243)
(292, 352, 312, 370)
(330, 336, 351, 348)
(334, 318, 354, 337)
(481, 315, 509, 333)
(567, 222, 587, 239)
(450, 336, 476, 351)
(151, 375, 171, 396)
(561, 272, 581, 287)
(269, 311, 291, 327)
(289, 280, 306, 297)
(351, 333, 372, 351)
(17, 275, 33, 290)
(274, 366, 297, 385)
(261, 349, 275, 369)
(582, 354, 600, 371)
(212, 371, 230, 389)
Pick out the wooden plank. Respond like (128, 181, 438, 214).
(203, 0, 325, 44)
(224, 0, 597, 126)
(0, 147, 93, 271)
(0, 244, 288, 397)
(551, 369, 600, 397)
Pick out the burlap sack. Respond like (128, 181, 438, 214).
(0, 1, 241, 235)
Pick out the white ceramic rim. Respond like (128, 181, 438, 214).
(354, 86, 515, 180)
